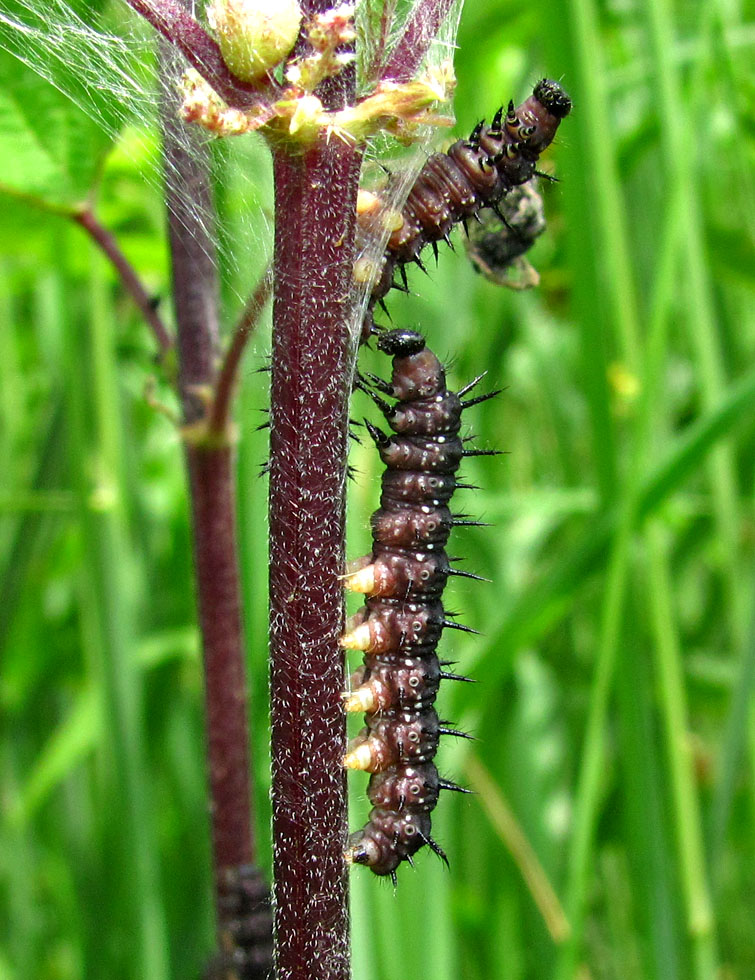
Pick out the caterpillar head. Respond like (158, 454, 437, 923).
(377, 329, 426, 358)
(515, 79, 572, 158)
(533, 78, 572, 119)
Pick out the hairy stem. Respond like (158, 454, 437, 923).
(268, 9, 360, 966)
(73, 206, 174, 356)
(185, 443, 253, 868)
(269, 138, 360, 980)
(162, 90, 220, 423)
(382, 0, 458, 82)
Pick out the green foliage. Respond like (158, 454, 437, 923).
(1, 0, 754, 977)
(0, 50, 110, 207)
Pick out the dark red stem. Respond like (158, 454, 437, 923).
(382, 0, 458, 82)
(160, 40, 269, 976)
(268, 20, 360, 968)
(125, 0, 274, 108)
(73, 206, 173, 356)
(185, 443, 253, 869)
(162, 92, 220, 423)
(269, 139, 360, 980)
(161, 48, 248, 846)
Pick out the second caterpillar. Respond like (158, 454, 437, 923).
(341, 328, 499, 882)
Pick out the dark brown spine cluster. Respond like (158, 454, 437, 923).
(357, 79, 571, 338)
(342, 329, 498, 881)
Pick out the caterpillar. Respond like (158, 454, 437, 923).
(340, 80, 570, 879)
(341, 328, 499, 881)
(356, 78, 571, 340)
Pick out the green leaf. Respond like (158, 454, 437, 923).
(11, 689, 101, 825)
(0, 0, 154, 209)
(0, 49, 114, 208)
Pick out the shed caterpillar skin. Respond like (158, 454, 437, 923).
(342, 329, 499, 881)
(356, 79, 571, 340)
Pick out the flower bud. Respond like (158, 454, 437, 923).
(207, 0, 302, 83)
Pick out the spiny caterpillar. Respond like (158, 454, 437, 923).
(356, 79, 572, 339)
(341, 329, 499, 881)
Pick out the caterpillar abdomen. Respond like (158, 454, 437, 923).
(343, 329, 494, 879)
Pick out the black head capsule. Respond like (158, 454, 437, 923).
(532, 78, 572, 118)
(377, 329, 426, 358)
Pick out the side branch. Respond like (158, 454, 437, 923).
(159, 35, 271, 978)
(208, 266, 273, 437)
(73, 206, 174, 357)
(382, 0, 458, 82)
(126, 0, 274, 108)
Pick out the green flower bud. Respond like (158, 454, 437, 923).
(208, 0, 302, 83)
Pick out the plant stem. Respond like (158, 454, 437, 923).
(72, 205, 174, 357)
(467, 755, 570, 945)
(160, 39, 269, 977)
(645, 522, 717, 977)
(125, 0, 269, 108)
(184, 443, 253, 865)
(382, 0, 459, 81)
(268, 138, 360, 980)
(267, 6, 361, 975)
(268, 111, 361, 980)
(162, 98, 220, 422)
(209, 266, 272, 437)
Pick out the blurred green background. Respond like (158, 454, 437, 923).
(1, 0, 754, 977)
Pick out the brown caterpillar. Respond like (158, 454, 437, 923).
(356, 79, 571, 339)
(341, 329, 499, 881)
